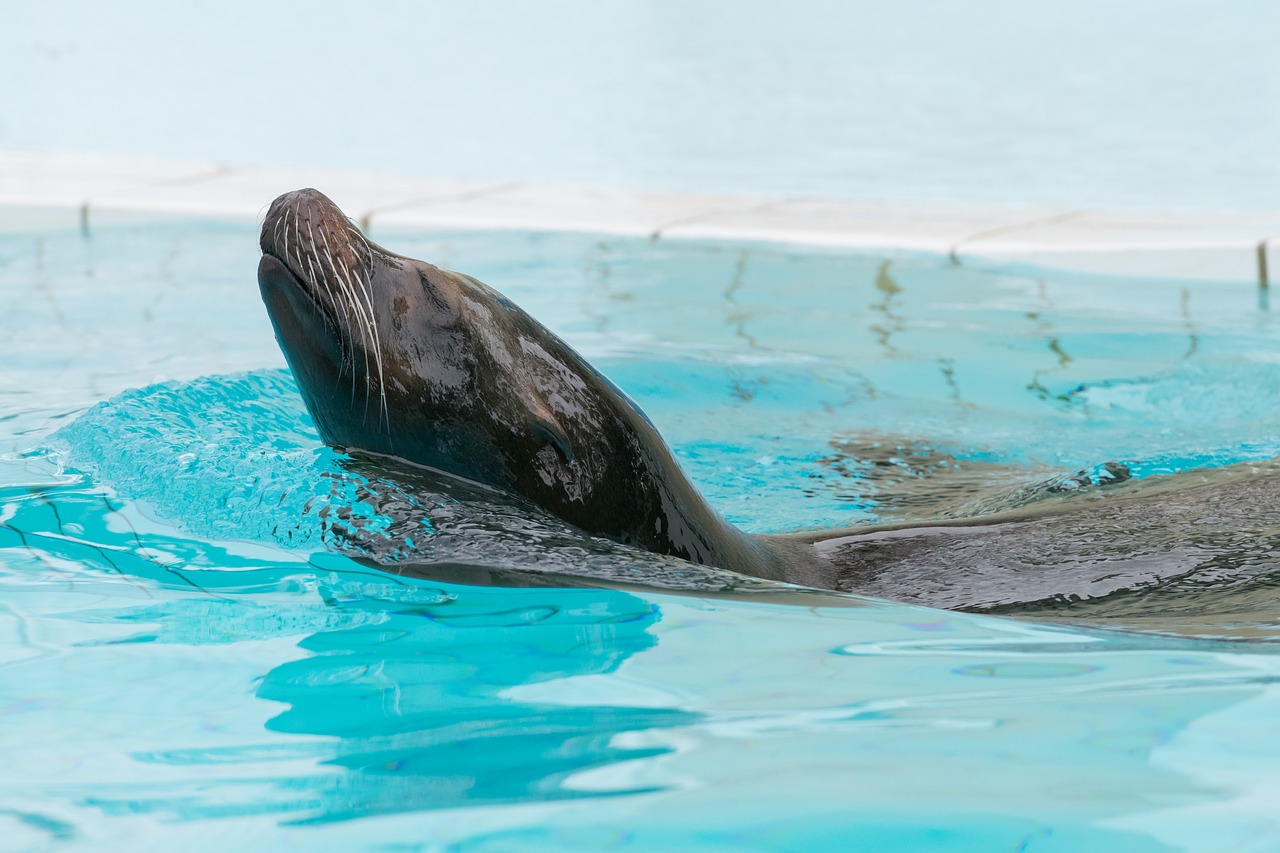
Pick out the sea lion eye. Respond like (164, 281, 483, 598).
(531, 414, 574, 463)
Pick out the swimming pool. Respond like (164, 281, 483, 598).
(4, 214, 1280, 850)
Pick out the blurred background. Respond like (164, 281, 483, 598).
(5, 0, 1278, 212)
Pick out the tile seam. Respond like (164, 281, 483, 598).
(649, 197, 795, 242)
(947, 210, 1091, 264)
(80, 163, 236, 235)
(358, 181, 526, 231)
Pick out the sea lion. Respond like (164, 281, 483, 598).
(258, 188, 1280, 616)
(257, 188, 828, 588)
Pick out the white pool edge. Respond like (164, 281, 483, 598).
(3, 149, 1279, 285)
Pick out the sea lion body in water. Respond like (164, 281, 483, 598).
(258, 188, 1280, 615)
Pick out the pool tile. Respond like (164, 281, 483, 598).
(371, 183, 774, 237)
(89, 167, 501, 225)
(660, 198, 1078, 254)
(0, 151, 218, 208)
(0, 204, 85, 233)
(955, 210, 1280, 283)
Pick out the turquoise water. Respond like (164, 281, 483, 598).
(5, 216, 1280, 849)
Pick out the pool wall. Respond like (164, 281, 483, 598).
(3, 150, 1280, 286)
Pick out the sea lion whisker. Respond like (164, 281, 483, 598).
(357, 263, 391, 433)
(318, 229, 375, 414)
(305, 219, 357, 386)
(288, 203, 323, 328)
(336, 252, 378, 425)
(281, 204, 292, 272)
(285, 203, 314, 324)
(335, 231, 389, 432)
(355, 265, 390, 434)
(310, 222, 359, 387)
(303, 249, 349, 374)
(332, 254, 373, 417)
(345, 220, 377, 280)
(302, 253, 332, 337)
(276, 202, 344, 393)
(293, 215, 327, 339)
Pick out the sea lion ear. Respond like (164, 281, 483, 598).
(531, 412, 575, 463)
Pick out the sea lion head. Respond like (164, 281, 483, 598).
(257, 188, 736, 563)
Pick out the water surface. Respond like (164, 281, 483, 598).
(3, 218, 1280, 850)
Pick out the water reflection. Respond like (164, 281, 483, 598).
(250, 581, 693, 822)
(868, 259, 905, 358)
(1024, 279, 1076, 404)
(1, 481, 699, 824)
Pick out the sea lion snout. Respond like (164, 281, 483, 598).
(260, 188, 379, 324)
(261, 189, 371, 277)
(262, 188, 330, 251)
(259, 188, 392, 440)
